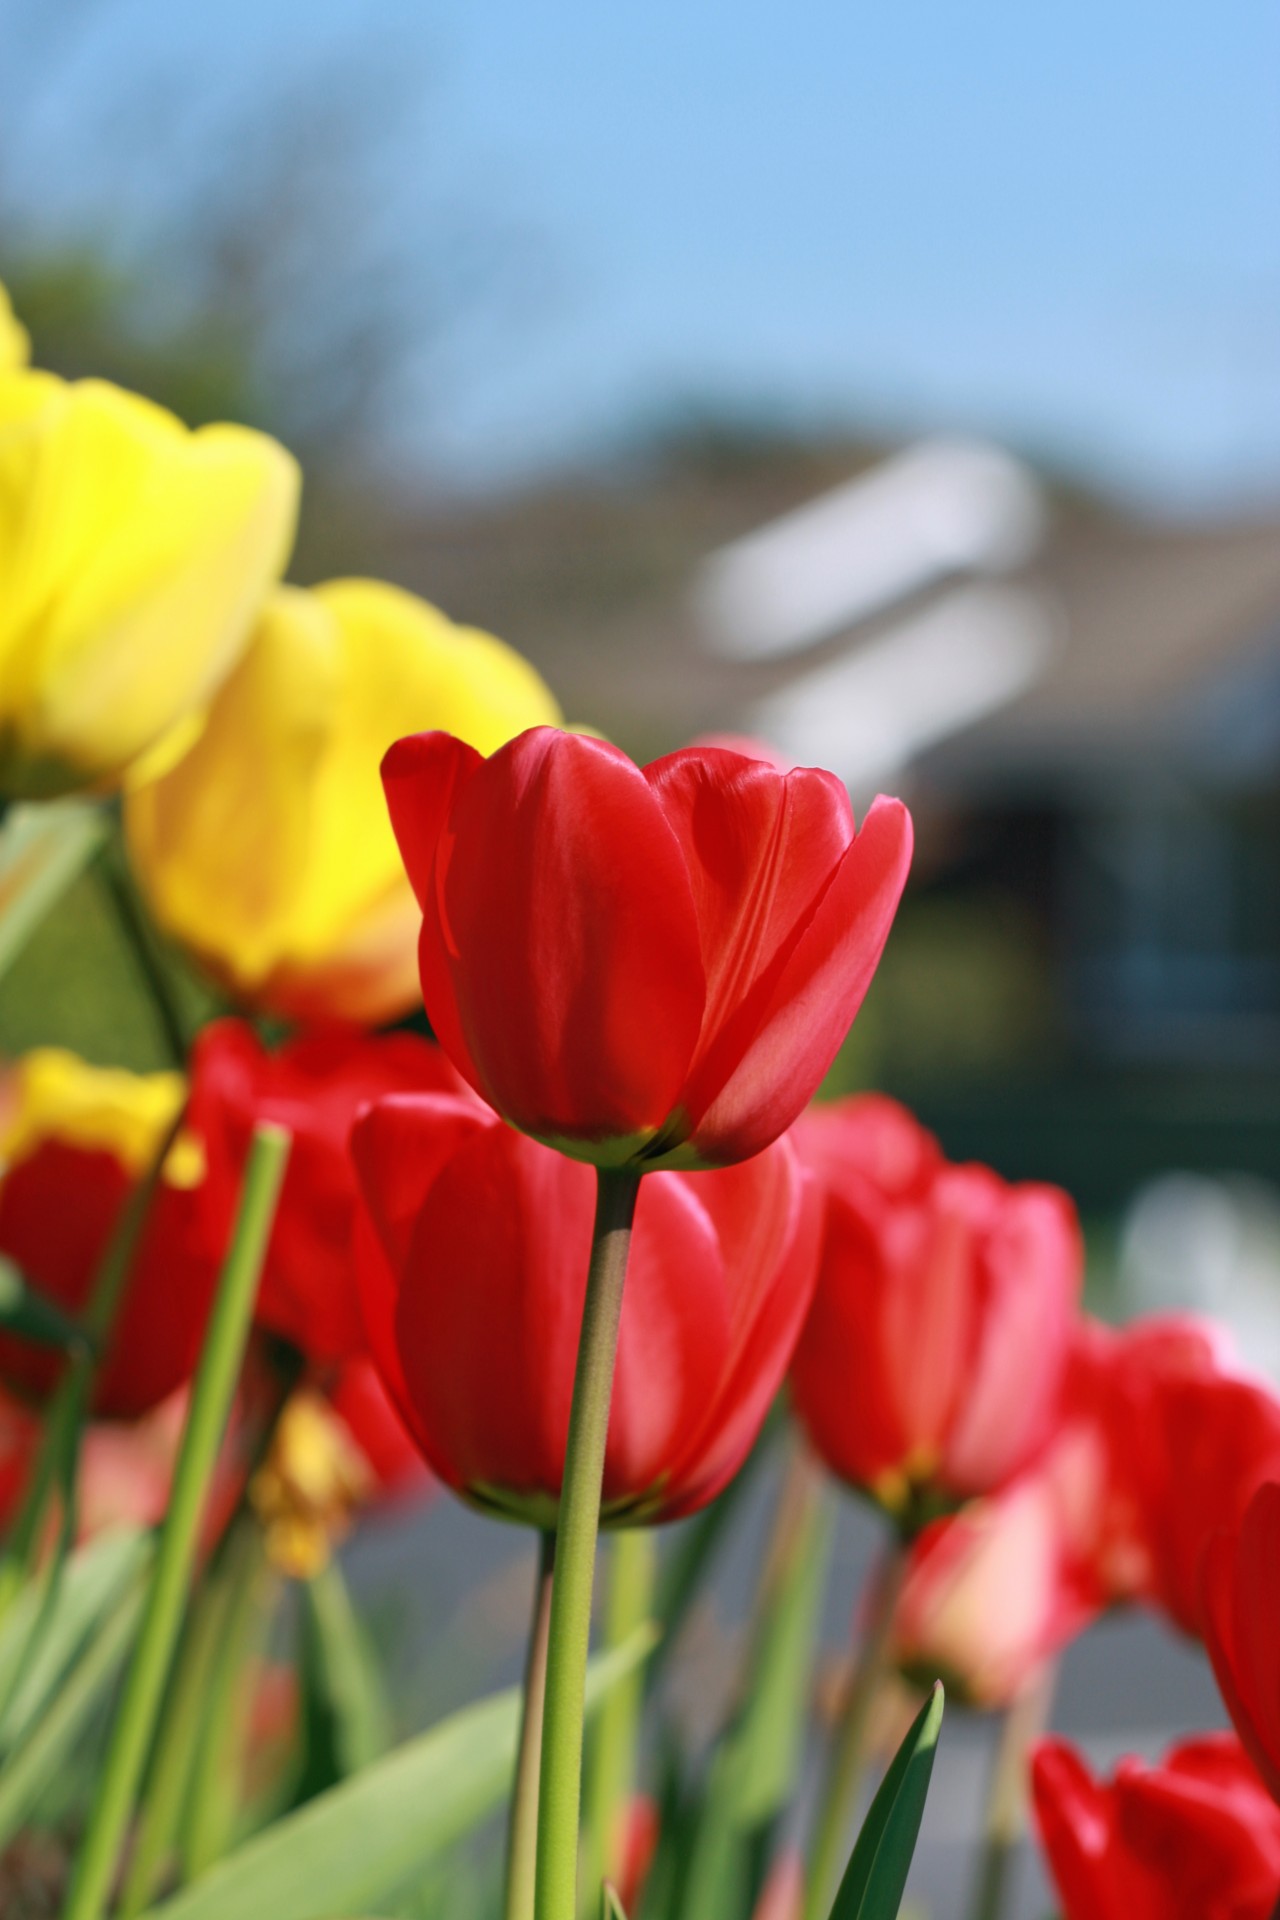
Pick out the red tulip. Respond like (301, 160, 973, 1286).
(1032, 1734, 1280, 1920)
(0, 1053, 227, 1417)
(1044, 1313, 1235, 1610)
(790, 1097, 1082, 1519)
(381, 728, 911, 1169)
(1203, 1482, 1280, 1806)
(1116, 1363, 1280, 1637)
(890, 1469, 1101, 1708)
(0, 1029, 463, 1418)
(886, 1312, 1237, 1705)
(185, 1020, 464, 1364)
(351, 1090, 820, 1524)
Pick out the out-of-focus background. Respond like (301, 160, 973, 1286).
(3, 3, 1279, 1910)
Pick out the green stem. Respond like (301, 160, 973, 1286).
(506, 1532, 556, 1920)
(804, 1535, 910, 1920)
(580, 1528, 656, 1913)
(964, 1664, 1056, 1920)
(61, 1122, 290, 1920)
(534, 1166, 641, 1920)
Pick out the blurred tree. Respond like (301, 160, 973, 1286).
(0, 0, 543, 493)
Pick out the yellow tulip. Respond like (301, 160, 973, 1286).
(0, 372, 299, 798)
(125, 578, 562, 1024)
(0, 1047, 200, 1185)
(0, 285, 30, 371)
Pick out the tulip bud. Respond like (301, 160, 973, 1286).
(791, 1097, 1082, 1521)
(125, 580, 561, 1024)
(381, 729, 912, 1168)
(0, 372, 298, 797)
(352, 1093, 821, 1525)
(890, 1472, 1099, 1709)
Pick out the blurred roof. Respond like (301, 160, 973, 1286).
(352, 430, 1280, 790)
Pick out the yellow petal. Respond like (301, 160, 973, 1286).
(124, 586, 339, 989)
(126, 576, 562, 1023)
(0, 374, 300, 797)
(0, 1049, 186, 1179)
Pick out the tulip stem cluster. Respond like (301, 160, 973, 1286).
(805, 1535, 910, 1920)
(506, 1530, 557, 1920)
(534, 1167, 641, 1920)
(63, 1123, 290, 1920)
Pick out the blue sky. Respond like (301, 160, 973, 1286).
(11, 0, 1280, 505)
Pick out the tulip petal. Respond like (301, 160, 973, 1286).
(659, 1150, 822, 1517)
(607, 1171, 733, 1508)
(125, 587, 339, 990)
(678, 793, 913, 1164)
(0, 376, 299, 795)
(381, 729, 484, 914)
(790, 1186, 913, 1494)
(426, 729, 706, 1150)
(382, 731, 490, 1096)
(1202, 1485, 1280, 1805)
(1031, 1742, 1131, 1920)
(942, 1182, 1082, 1494)
(644, 746, 854, 1055)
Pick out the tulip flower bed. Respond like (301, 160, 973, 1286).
(1, 280, 1280, 1920)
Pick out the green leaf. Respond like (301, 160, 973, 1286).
(139, 1623, 657, 1920)
(828, 1683, 945, 1920)
(0, 1580, 144, 1849)
(600, 1883, 629, 1920)
(0, 1528, 151, 1753)
(0, 800, 106, 986)
(294, 1556, 393, 1802)
(0, 1256, 93, 1353)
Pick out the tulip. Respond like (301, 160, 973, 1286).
(1032, 1734, 1280, 1920)
(0, 1050, 223, 1417)
(890, 1471, 1100, 1709)
(184, 1018, 465, 1365)
(1115, 1363, 1280, 1637)
(1041, 1313, 1236, 1611)
(0, 283, 29, 371)
(790, 1097, 1082, 1521)
(0, 1029, 460, 1416)
(1203, 1481, 1280, 1806)
(0, 372, 298, 798)
(381, 728, 912, 1170)
(351, 1090, 820, 1525)
(125, 580, 562, 1024)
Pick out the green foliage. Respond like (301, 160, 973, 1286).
(138, 1627, 656, 1920)
(294, 1558, 395, 1804)
(827, 1684, 945, 1920)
